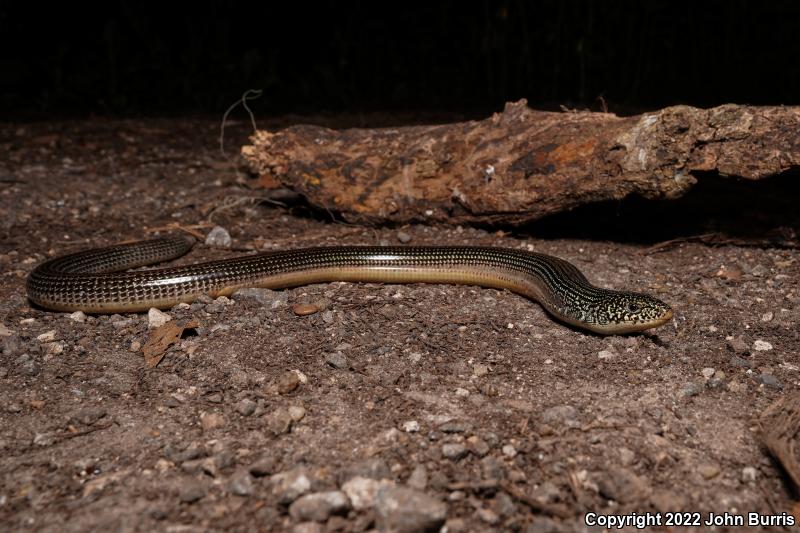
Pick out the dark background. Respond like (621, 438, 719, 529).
(2, 0, 799, 119)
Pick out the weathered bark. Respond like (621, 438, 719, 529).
(241, 100, 800, 225)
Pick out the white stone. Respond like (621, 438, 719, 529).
(148, 308, 172, 328)
(341, 476, 394, 510)
(402, 420, 420, 433)
(502, 444, 517, 458)
(741, 466, 758, 482)
(68, 311, 87, 323)
(45, 342, 64, 356)
(753, 340, 773, 351)
(205, 226, 232, 247)
(288, 405, 306, 422)
(36, 330, 57, 342)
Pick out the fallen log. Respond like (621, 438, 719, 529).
(241, 100, 800, 225)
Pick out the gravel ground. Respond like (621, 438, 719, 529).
(0, 118, 798, 532)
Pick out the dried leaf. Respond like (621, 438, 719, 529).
(142, 319, 199, 368)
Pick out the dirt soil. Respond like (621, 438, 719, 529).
(0, 118, 798, 533)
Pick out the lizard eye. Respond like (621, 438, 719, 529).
(627, 303, 640, 313)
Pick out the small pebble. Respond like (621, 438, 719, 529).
(289, 491, 350, 522)
(0, 324, 13, 337)
(597, 469, 650, 503)
(442, 443, 468, 460)
(761, 311, 774, 322)
(681, 382, 703, 397)
(402, 420, 420, 433)
(271, 468, 312, 504)
(232, 288, 288, 309)
(45, 342, 64, 356)
(148, 308, 172, 328)
(448, 490, 466, 502)
(741, 466, 758, 482)
(275, 371, 300, 394)
(726, 337, 750, 354)
(338, 458, 391, 483)
(480, 456, 505, 480)
(325, 351, 348, 370)
(205, 301, 226, 313)
(501, 444, 517, 458)
(33, 432, 56, 446)
(753, 340, 773, 351)
(531, 481, 563, 503)
(466, 435, 490, 457)
(439, 420, 469, 433)
(215, 449, 235, 470)
(1, 335, 20, 357)
(265, 408, 294, 435)
(200, 412, 226, 432)
(407, 465, 428, 490)
(491, 492, 516, 518)
(112, 318, 134, 329)
(697, 463, 720, 479)
(206, 226, 232, 247)
(179, 483, 206, 503)
(164, 443, 202, 463)
(18, 354, 40, 376)
(36, 330, 57, 342)
(476, 507, 500, 525)
(758, 374, 782, 389)
(396, 231, 412, 243)
(229, 470, 255, 496)
(73, 406, 106, 425)
(68, 311, 86, 323)
(341, 476, 394, 510)
(288, 405, 306, 422)
(249, 454, 279, 477)
(236, 398, 257, 416)
(454, 387, 469, 397)
(542, 405, 578, 423)
(729, 356, 751, 368)
(472, 364, 489, 377)
(701, 367, 715, 379)
(375, 486, 447, 533)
